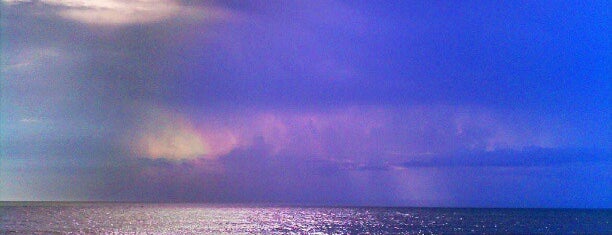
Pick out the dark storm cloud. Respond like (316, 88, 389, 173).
(104, 139, 396, 204)
(400, 148, 610, 168)
(92, 144, 611, 206)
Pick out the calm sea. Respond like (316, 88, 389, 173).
(0, 202, 609, 234)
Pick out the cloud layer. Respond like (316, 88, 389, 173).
(1, 0, 609, 207)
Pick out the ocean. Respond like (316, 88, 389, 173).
(0, 202, 610, 234)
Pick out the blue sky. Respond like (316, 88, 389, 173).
(0, 0, 610, 207)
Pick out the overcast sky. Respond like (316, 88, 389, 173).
(1, 0, 610, 207)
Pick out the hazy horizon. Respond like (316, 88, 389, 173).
(2, 201, 611, 210)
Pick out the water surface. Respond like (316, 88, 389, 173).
(1, 202, 609, 234)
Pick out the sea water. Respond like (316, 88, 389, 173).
(1, 202, 610, 234)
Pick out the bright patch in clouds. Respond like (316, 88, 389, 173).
(135, 110, 238, 161)
(135, 110, 208, 160)
(139, 122, 208, 160)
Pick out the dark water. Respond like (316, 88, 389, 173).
(0, 202, 610, 234)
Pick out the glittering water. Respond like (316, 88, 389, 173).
(0, 202, 609, 234)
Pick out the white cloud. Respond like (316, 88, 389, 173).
(2, 0, 233, 25)
(2, 0, 30, 5)
(19, 117, 42, 123)
(2, 47, 65, 73)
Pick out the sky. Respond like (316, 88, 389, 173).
(0, 0, 610, 208)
